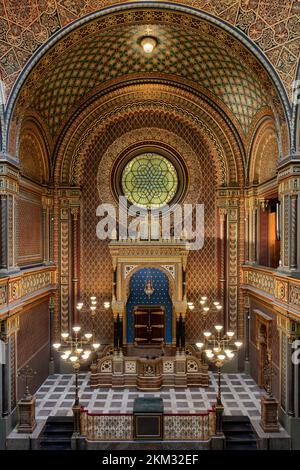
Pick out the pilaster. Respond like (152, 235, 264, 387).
(0, 159, 20, 275)
(58, 187, 81, 333)
(41, 192, 53, 266)
(277, 161, 300, 273)
(217, 188, 241, 333)
(244, 188, 259, 265)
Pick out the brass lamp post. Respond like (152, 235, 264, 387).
(196, 325, 242, 434)
(53, 325, 100, 433)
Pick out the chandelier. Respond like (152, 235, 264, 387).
(144, 275, 154, 298)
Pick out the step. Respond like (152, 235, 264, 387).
(225, 432, 256, 440)
(223, 416, 250, 422)
(222, 426, 253, 434)
(44, 424, 74, 433)
(39, 442, 72, 450)
(226, 435, 257, 443)
(226, 443, 257, 450)
(40, 436, 72, 442)
(46, 417, 73, 424)
(41, 432, 73, 441)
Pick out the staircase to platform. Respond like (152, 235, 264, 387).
(223, 416, 258, 450)
(39, 416, 74, 450)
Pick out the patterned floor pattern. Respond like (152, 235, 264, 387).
(35, 373, 264, 419)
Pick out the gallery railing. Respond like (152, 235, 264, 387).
(80, 408, 216, 441)
(242, 265, 300, 314)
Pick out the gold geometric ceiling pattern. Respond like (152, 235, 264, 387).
(0, 0, 298, 101)
(16, 19, 272, 139)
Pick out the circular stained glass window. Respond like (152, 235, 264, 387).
(121, 153, 179, 209)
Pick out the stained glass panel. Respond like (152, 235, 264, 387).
(121, 153, 179, 209)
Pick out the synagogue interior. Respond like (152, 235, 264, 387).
(0, 0, 299, 451)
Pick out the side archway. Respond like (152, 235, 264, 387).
(248, 118, 279, 185)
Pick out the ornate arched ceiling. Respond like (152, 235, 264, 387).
(0, 0, 298, 102)
(8, 6, 287, 154)
(54, 83, 244, 187)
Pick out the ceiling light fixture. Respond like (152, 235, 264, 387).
(140, 36, 157, 54)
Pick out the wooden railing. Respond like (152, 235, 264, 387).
(242, 265, 300, 316)
(0, 265, 56, 316)
(80, 408, 216, 441)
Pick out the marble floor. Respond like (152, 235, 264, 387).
(35, 372, 264, 419)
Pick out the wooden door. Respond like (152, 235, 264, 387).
(134, 306, 165, 345)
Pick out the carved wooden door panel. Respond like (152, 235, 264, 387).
(134, 306, 165, 345)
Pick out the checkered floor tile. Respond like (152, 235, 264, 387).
(35, 373, 263, 419)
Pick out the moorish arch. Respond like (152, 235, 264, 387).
(18, 117, 50, 184)
(248, 117, 280, 185)
(54, 83, 245, 188)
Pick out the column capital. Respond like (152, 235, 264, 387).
(70, 206, 80, 219)
(58, 188, 81, 211)
(216, 187, 241, 208)
(0, 160, 19, 195)
(0, 152, 19, 168)
(218, 207, 228, 218)
(111, 300, 125, 319)
(258, 198, 269, 212)
(277, 160, 300, 186)
(277, 155, 300, 169)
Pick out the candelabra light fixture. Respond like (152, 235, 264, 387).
(187, 297, 223, 316)
(18, 365, 37, 401)
(53, 325, 100, 433)
(196, 325, 242, 433)
(76, 296, 111, 361)
(76, 296, 111, 316)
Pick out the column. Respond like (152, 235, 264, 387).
(71, 206, 80, 324)
(290, 194, 298, 270)
(244, 296, 250, 374)
(182, 268, 186, 300)
(244, 205, 249, 263)
(217, 189, 240, 334)
(295, 334, 300, 418)
(113, 315, 118, 350)
(49, 295, 55, 374)
(0, 317, 19, 424)
(176, 313, 185, 350)
(59, 204, 70, 333)
(42, 195, 53, 264)
(0, 194, 19, 274)
(112, 305, 124, 353)
(0, 160, 19, 275)
(248, 197, 258, 264)
(278, 163, 300, 272)
(49, 205, 54, 265)
(0, 325, 9, 419)
(112, 267, 119, 351)
(218, 208, 227, 328)
(287, 339, 295, 417)
(58, 188, 81, 333)
(42, 203, 48, 264)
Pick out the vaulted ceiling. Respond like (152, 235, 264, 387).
(9, 6, 287, 154)
(0, 0, 298, 102)
(28, 23, 270, 138)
